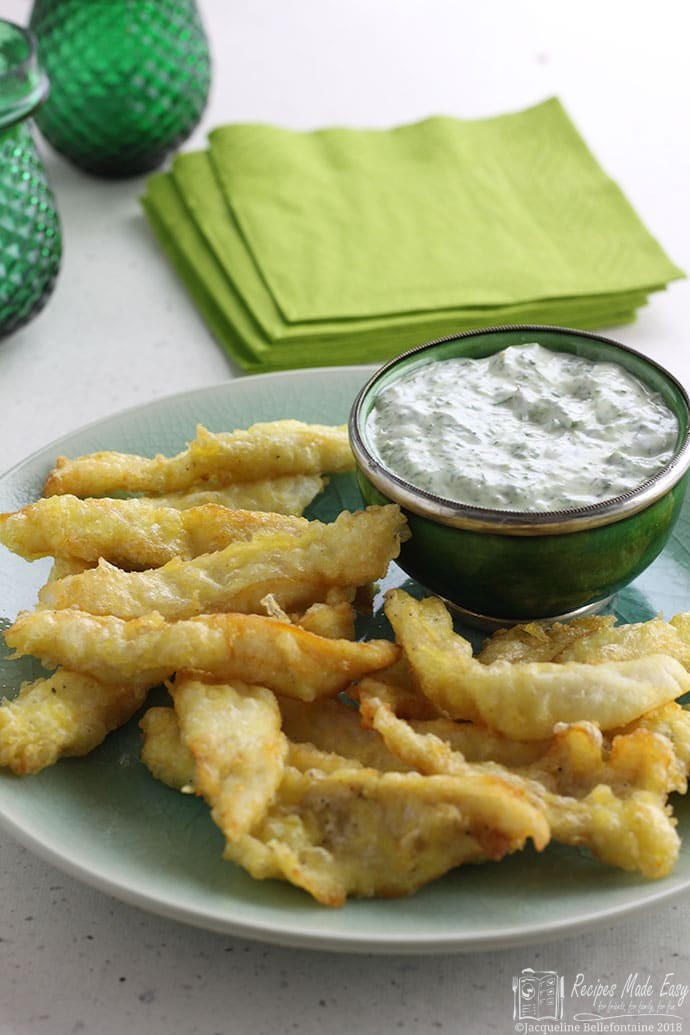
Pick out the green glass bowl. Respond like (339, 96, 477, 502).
(349, 325, 690, 626)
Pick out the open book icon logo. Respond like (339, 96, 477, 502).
(512, 969, 565, 1021)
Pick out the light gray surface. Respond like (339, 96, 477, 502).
(1, 1, 690, 1032)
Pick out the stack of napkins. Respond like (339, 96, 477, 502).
(141, 98, 683, 372)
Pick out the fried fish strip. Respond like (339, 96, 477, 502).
(171, 674, 288, 839)
(279, 697, 409, 772)
(0, 669, 147, 774)
(43, 421, 354, 497)
(360, 687, 680, 878)
(47, 557, 94, 581)
(616, 702, 690, 779)
(553, 616, 690, 668)
(479, 613, 690, 670)
(38, 506, 408, 620)
(356, 676, 551, 766)
(5, 609, 400, 699)
(139, 706, 193, 790)
(223, 747, 549, 906)
(260, 589, 358, 641)
(144, 473, 325, 514)
(350, 659, 442, 720)
(137, 711, 547, 904)
(0, 495, 308, 568)
(139, 698, 408, 787)
(477, 615, 617, 664)
(408, 718, 550, 766)
(288, 599, 356, 641)
(385, 590, 690, 739)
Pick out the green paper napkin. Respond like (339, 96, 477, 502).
(143, 165, 647, 371)
(174, 151, 646, 342)
(208, 97, 682, 323)
(141, 97, 682, 371)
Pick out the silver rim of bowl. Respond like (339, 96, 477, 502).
(440, 592, 615, 632)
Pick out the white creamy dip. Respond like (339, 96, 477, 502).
(366, 342, 679, 511)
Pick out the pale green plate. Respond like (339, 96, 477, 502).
(1, 366, 690, 955)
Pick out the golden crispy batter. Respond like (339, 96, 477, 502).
(137, 698, 550, 905)
(0, 669, 147, 774)
(478, 612, 690, 669)
(259, 589, 358, 640)
(47, 557, 94, 581)
(43, 420, 354, 497)
(143, 473, 325, 514)
(385, 590, 690, 739)
(409, 718, 551, 766)
(38, 506, 408, 620)
(171, 674, 288, 840)
(351, 658, 441, 720)
(224, 749, 549, 906)
(357, 678, 550, 765)
(279, 696, 409, 772)
(554, 615, 690, 667)
(361, 686, 681, 878)
(139, 706, 194, 790)
(138, 695, 407, 788)
(477, 614, 617, 664)
(290, 599, 357, 641)
(615, 701, 690, 780)
(5, 608, 400, 699)
(0, 495, 308, 567)
(671, 614, 690, 640)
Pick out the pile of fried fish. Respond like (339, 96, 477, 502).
(1, 419, 690, 907)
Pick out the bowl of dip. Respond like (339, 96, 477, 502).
(349, 325, 690, 626)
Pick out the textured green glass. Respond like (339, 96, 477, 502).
(29, 0, 211, 178)
(0, 20, 61, 338)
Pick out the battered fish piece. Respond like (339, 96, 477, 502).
(361, 687, 681, 878)
(554, 616, 690, 668)
(0, 495, 307, 568)
(171, 674, 288, 839)
(478, 612, 690, 669)
(144, 473, 325, 514)
(0, 669, 147, 775)
(385, 590, 690, 739)
(224, 745, 549, 906)
(616, 702, 690, 778)
(279, 697, 409, 772)
(287, 599, 356, 641)
(43, 420, 354, 497)
(140, 694, 408, 785)
(349, 657, 441, 721)
(260, 589, 358, 640)
(408, 717, 550, 766)
(5, 609, 400, 699)
(140, 706, 193, 790)
(137, 708, 547, 904)
(47, 557, 94, 581)
(38, 506, 408, 620)
(357, 676, 558, 768)
(477, 615, 617, 664)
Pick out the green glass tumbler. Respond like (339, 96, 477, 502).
(29, 0, 211, 178)
(0, 20, 61, 338)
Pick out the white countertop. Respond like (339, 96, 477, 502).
(2, 1, 690, 1031)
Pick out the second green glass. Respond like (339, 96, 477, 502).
(0, 19, 61, 337)
(29, 0, 212, 178)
